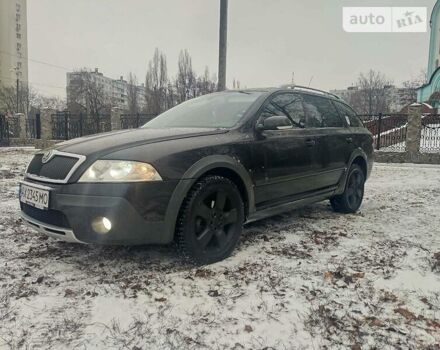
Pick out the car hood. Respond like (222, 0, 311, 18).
(53, 127, 228, 157)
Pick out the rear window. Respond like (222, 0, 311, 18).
(334, 101, 363, 128)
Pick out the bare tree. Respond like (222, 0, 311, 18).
(145, 48, 169, 114)
(0, 85, 17, 114)
(197, 67, 217, 95)
(68, 69, 111, 117)
(31, 93, 66, 111)
(0, 83, 35, 114)
(143, 49, 217, 114)
(349, 70, 392, 114)
(165, 82, 176, 110)
(127, 72, 139, 115)
(176, 49, 196, 103)
(402, 69, 428, 89)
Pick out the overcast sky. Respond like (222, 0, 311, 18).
(27, 0, 434, 97)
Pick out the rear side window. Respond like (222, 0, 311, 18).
(302, 95, 344, 128)
(334, 101, 363, 128)
(260, 93, 306, 129)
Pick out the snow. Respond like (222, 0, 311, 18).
(1, 147, 440, 349)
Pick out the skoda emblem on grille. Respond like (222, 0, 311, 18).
(41, 150, 55, 164)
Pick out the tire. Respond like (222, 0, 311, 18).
(176, 175, 244, 265)
(330, 164, 365, 214)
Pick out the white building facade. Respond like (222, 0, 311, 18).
(67, 69, 146, 111)
(0, 0, 28, 87)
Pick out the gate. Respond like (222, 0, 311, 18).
(421, 114, 440, 153)
(359, 113, 408, 152)
(26, 110, 41, 139)
(0, 115, 10, 146)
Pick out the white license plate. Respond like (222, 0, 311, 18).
(19, 183, 50, 210)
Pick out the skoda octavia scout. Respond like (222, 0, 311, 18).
(19, 86, 373, 264)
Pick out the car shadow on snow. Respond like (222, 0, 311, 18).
(20, 200, 342, 273)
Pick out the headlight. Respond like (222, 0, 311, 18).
(78, 160, 162, 182)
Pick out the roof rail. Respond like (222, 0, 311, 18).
(280, 84, 342, 100)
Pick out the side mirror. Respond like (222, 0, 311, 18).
(256, 115, 292, 131)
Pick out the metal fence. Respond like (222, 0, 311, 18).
(421, 114, 440, 153)
(120, 113, 157, 129)
(26, 110, 41, 139)
(0, 114, 41, 145)
(51, 112, 111, 140)
(359, 113, 408, 152)
(7, 115, 21, 138)
(26, 116, 41, 139)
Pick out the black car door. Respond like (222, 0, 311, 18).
(252, 92, 323, 207)
(333, 100, 364, 155)
(302, 94, 351, 188)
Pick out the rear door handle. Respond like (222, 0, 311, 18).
(305, 139, 316, 147)
(346, 137, 353, 143)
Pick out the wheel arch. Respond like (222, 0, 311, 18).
(335, 148, 369, 195)
(162, 155, 255, 243)
(351, 155, 368, 179)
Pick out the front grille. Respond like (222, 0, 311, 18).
(27, 154, 79, 180)
(21, 203, 71, 228)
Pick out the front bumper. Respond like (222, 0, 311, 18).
(21, 211, 85, 243)
(20, 178, 181, 245)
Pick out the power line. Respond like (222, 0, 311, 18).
(0, 74, 66, 90)
(0, 49, 71, 71)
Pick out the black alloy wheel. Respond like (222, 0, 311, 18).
(330, 164, 365, 213)
(176, 175, 244, 265)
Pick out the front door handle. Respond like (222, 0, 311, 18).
(346, 137, 353, 143)
(305, 139, 316, 147)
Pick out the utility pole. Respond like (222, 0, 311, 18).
(217, 0, 228, 91)
(16, 75, 19, 113)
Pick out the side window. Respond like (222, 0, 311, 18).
(303, 95, 344, 128)
(335, 101, 363, 127)
(259, 93, 305, 129)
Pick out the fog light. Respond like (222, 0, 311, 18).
(92, 216, 112, 234)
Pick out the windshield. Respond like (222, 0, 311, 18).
(143, 91, 262, 129)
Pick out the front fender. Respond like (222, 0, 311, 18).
(161, 155, 255, 243)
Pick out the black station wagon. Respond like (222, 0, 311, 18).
(19, 85, 373, 264)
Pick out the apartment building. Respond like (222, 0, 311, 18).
(0, 0, 28, 87)
(66, 68, 146, 111)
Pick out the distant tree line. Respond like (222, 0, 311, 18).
(343, 69, 426, 115)
(0, 83, 65, 116)
(140, 48, 218, 114)
(0, 51, 428, 119)
(67, 48, 219, 117)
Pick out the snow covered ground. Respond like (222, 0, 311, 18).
(1, 147, 440, 349)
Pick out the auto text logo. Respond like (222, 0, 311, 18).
(343, 7, 427, 33)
